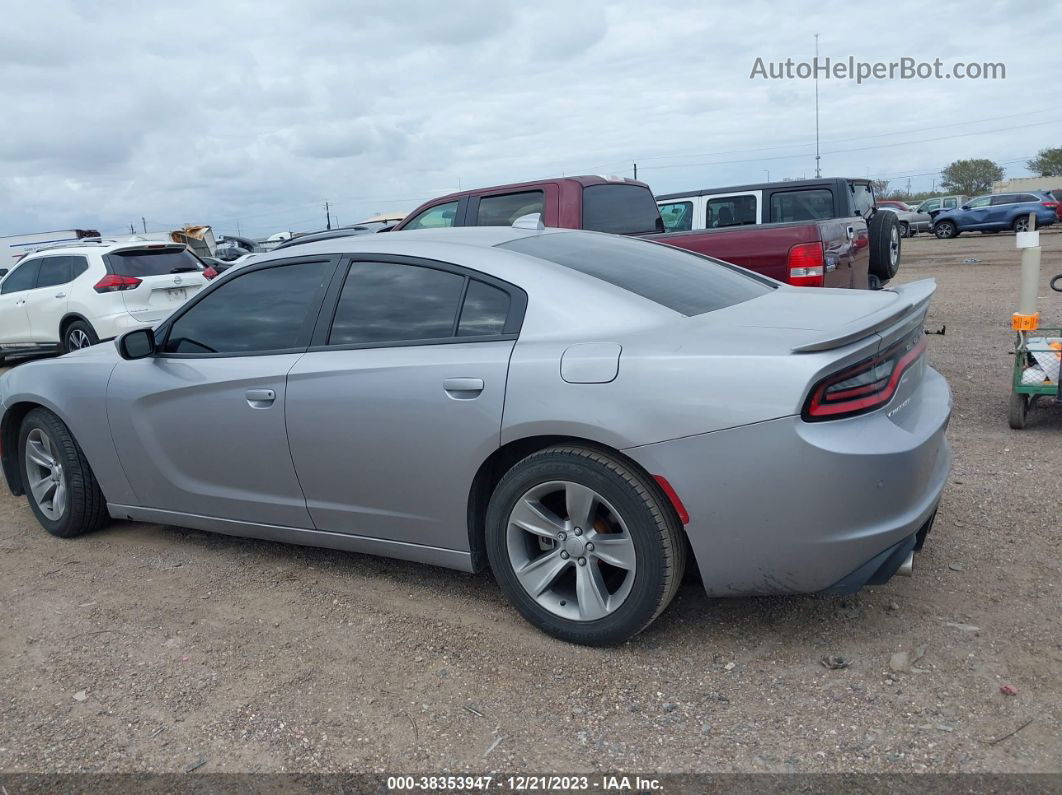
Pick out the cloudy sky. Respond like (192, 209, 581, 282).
(2, 0, 1058, 239)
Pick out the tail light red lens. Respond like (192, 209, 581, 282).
(94, 274, 142, 293)
(803, 330, 927, 421)
(202, 266, 219, 280)
(787, 242, 825, 287)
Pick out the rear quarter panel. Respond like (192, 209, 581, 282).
(818, 218, 870, 288)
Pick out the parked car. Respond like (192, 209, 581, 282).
(931, 191, 1059, 239)
(0, 239, 212, 360)
(273, 222, 391, 250)
(394, 175, 898, 289)
(877, 203, 932, 238)
(876, 200, 912, 211)
(913, 195, 965, 219)
(0, 226, 951, 646)
(654, 178, 901, 287)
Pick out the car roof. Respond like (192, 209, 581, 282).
(412, 175, 650, 205)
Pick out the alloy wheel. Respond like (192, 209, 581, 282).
(890, 225, 900, 267)
(506, 480, 637, 621)
(68, 329, 92, 350)
(1014, 217, 1030, 233)
(25, 428, 66, 521)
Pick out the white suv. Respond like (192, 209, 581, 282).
(0, 239, 212, 360)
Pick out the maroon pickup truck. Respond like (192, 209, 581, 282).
(392, 175, 901, 289)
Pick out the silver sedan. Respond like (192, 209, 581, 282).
(0, 226, 951, 645)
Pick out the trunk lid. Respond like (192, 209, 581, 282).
(103, 245, 208, 322)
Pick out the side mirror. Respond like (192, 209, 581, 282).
(117, 328, 156, 360)
(960, 205, 970, 211)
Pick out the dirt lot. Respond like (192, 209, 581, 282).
(1, 230, 1060, 775)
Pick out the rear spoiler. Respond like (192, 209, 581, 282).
(791, 279, 936, 353)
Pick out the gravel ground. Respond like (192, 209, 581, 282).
(0, 230, 1060, 774)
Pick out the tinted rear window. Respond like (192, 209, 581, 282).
(770, 189, 834, 222)
(106, 248, 203, 277)
(499, 232, 773, 316)
(582, 184, 662, 235)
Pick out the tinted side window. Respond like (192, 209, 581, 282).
(990, 194, 1018, 206)
(921, 199, 940, 212)
(707, 195, 757, 227)
(967, 196, 991, 208)
(163, 262, 331, 354)
(1019, 193, 1041, 203)
(476, 191, 544, 226)
(36, 257, 73, 288)
(582, 184, 662, 235)
(329, 262, 465, 346)
(70, 256, 89, 279)
(658, 201, 692, 232)
(403, 201, 459, 230)
(458, 280, 510, 336)
(770, 189, 833, 222)
(2, 259, 41, 294)
(942, 198, 958, 209)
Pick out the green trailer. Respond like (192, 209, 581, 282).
(1009, 276, 1062, 429)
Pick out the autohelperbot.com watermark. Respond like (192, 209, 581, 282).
(750, 56, 1006, 84)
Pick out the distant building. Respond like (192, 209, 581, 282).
(992, 176, 1062, 194)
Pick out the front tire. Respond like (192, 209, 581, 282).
(486, 446, 686, 646)
(898, 222, 910, 238)
(1012, 216, 1032, 233)
(934, 221, 958, 239)
(19, 408, 108, 538)
(62, 320, 99, 354)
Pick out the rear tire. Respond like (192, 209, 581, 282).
(19, 408, 109, 538)
(62, 320, 99, 354)
(1012, 216, 1032, 233)
(485, 446, 686, 646)
(1008, 393, 1028, 430)
(934, 221, 958, 239)
(868, 211, 901, 280)
(898, 222, 910, 238)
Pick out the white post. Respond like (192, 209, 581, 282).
(1014, 212, 1041, 328)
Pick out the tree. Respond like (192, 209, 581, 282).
(940, 159, 1004, 196)
(871, 179, 890, 198)
(1027, 147, 1062, 177)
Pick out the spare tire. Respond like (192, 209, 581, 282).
(868, 210, 901, 281)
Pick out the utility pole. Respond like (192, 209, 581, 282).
(141, 217, 147, 233)
(324, 201, 331, 230)
(236, 220, 241, 236)
(633, 161, 638, 180)
(129, 224, 135, 235)
(814, 33, 821, 178)
(763, 169, 770, 183)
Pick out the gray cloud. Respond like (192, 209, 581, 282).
(0, 0, 1056, 239)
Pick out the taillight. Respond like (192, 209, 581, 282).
(203, 266, 219, 280)
(803, 330, 927, 421)
(1042, 201, 1058, 213)
(93, 274, 142, 293)
(787, 242, 825, 287)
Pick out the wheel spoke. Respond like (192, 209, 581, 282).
(575, 562, 610, 620)
(590, 533, 637, 571)
(565, 482, 596, 530)
(27, 471, 53, 504)
(510, 498, 565, 539)
(515, 550, 569, 597)
(25, 440, 53, 469)
(51, 479, 66, 514)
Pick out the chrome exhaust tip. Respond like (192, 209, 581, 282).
(896, 551, 914, 577)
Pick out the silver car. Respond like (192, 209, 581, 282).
(0, 226, 951, 645)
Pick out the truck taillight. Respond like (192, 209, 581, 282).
(787, 243, 825, 287)
(203, 266, 219, 280)
(94, 274, 142, 293)
(803, 330, 927, 421)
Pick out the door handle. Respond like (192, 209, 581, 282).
(245, 388, 276, 408)
(54, 292, 66, 299)
(846, 225, 856, 240)
(443, 378, 484, 399)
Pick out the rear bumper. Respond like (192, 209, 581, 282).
(93, 311, 155, 340)
(625, 366, 952, 596)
